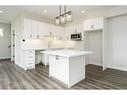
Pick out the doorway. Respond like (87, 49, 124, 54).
(84, 30, 103, 66)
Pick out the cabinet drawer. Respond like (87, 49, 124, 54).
(24, 50, 35, 55)
(24, 60, 35, 67)
(26, 65, 35, 69)
(24, 55, 35, 59)
(23, 50, 35, 60)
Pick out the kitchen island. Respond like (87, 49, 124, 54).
(40, 49, 93, 88)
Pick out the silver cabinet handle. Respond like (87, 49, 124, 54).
(59, 36, 62, 40)
(56, 55, 59, 60)
(28, 63, 33, 65)
(30, 34, 32, 38)
(29, 56, 33, 58)
(67, 37, 69, 40)
(37, 35, 39, 39)
(91, 25, 94, 29)
(50, 32, 52, 36)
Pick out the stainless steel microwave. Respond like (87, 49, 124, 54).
(70, 33, 82, 41)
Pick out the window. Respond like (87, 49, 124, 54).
(0, 28, 3, 37)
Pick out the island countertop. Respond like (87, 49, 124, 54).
(40, 49, 93, 58)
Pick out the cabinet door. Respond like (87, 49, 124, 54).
(65, 25, 76, 40)
(49, 55, 69, 84)
(83, 17, 103, 31)
(49, 24, 56, 37)
(55, 26, 64, 40)
(31, 20, 39, 39)
(41, 53, 49, 65)
(93, 17, 103, 30)
(38, 22, 50, 38)
(83, 19, 93, 31)
(23, 50, 35, 69)
(24, 19, 32, 39)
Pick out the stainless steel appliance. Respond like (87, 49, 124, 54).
(70, 33, 82, 41)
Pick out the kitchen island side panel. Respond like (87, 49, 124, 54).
(69, 55, 85, 87)
(49, 55, 69, 84)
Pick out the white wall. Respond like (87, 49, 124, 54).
(107, 14, 127, 71)
(0, 23, 11, 59)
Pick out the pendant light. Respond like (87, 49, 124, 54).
(55, 5, 73, 25)
(55, 17, 60, 25)
(66, 11, 72, 22)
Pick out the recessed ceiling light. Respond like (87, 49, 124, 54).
(43, 10, 47, 14)
(81, 10, 85, 14)
(0, 10, 3, 13)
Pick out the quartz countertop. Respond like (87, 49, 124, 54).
(40, 49, 93, 58)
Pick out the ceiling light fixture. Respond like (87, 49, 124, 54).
(43, 10, 47, 13)
(81, 10, 85, 14)
(0, 10, 3, 13)
(55, 5, 72, 26)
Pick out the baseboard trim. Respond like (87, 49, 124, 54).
(0, 58, 11, 61)
(108, 64, 127, 72)
(88, 62, 102, 67)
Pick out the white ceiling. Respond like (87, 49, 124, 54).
(0, 5, 118, 23)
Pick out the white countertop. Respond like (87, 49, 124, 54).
(40, 49, 93, 57)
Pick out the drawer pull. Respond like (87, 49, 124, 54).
(29, 51, 34, 53)
(56, 55, 59, 60)
(29, 56, 33, 58)
(30, 34, 32, 38)
(91, 25, 94, 29)
(28, 63, 33, 65)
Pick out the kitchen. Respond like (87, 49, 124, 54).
(13, 16, 93, 87)
(0, 5, 127, 89)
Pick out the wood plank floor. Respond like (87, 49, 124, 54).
(0, 59, 127, 89)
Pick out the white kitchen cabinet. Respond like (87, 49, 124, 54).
(83, 17, 103, 31)
(38, 21, 51, 38)
(23, 18, 65, 40)
(48, 53, 86, 88)
(44, 49, 92, 88)
(54, 26, 64, 40)
(24, 19, 39, 39)
(48, 25, 65, 40)
(31, 20, 39, 39)
(42, 53, 49, 66)
(65, 26, 73, 40)
(65, 25, 82, 40)
(23, 19, 32, 39)
(48, 24, 55, 36)
(49, 55, 69, 85)
(22, 50, 35, 70)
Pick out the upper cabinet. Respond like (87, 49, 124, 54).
(38, 21, 51, 38)
(65, 24, 83, 41)
(53, 25, 64, 40)
(23, 18, 64, 40)
(23, 19, 40, 39)
(23, 19, 32, 39)
(83, 17, 104, 31)
(31, 20, 39, 39)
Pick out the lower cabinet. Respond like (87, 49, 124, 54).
(22, 50, 35, 70)
(42, 53, 49, 66)
(49, 55, 69, 85)
(49, 55, 85, 88)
